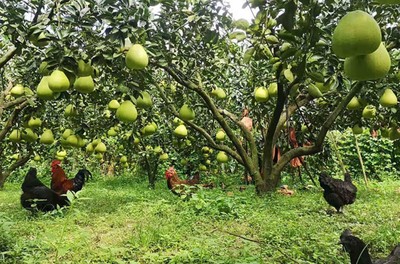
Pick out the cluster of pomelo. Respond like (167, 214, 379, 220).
(332, 10, 390, 81)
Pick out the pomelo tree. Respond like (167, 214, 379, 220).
(0, 0, 399, 195)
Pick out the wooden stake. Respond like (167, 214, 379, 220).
(353, 134, 368, 188)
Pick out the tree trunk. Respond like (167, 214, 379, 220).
(107, 161, 115, 176)
(148, 171, 156, 189)
(143, 155, 158, 189)
(0, 171, 8, 189)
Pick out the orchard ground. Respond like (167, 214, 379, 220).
(0, 172, 399, 263)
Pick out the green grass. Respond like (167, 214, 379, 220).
(0, 175, 399, 263)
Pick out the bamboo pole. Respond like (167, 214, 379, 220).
(353, 134, 369, 188)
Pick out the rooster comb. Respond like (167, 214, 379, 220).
(51, 160, 61, 167)
(165, 166, 176, 179)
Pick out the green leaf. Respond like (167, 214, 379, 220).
(243, 48, 255, 64)
(284, 68, 294, 83)
(307, 71, 325, 83)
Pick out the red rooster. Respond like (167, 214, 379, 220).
(50, 160, 92, 195)
(165, 166, 213, 196)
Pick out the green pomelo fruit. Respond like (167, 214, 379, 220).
(174, 124, 188, 138)
(28, 117, 42, 128)
(125, 44, 149, 70)
(116, 101, 138, 123)
(216, 151, 229, 163)
(133, 137, 140, 145)
(120, 156, 128, 163)
(37, 76, 56, 100)
(216, 130, 226, 141)
(142, 123, 157, 136)
(179, 104, 195, 121)
(77, 136, 86, 147)
(254, 87, 269, 102)
(301, 124, 308, 133)
(216, 88, 227, 99)
(344, 43, 391, 81)
(10, 84, 25, 97)
(86, 143, 94, 153)
(153, 146, 163, 154)
(352, 124, 363, 135)
(22, 128, 38, 142)
(95, 153, 103, 160)
(379, 88, 397, 107)
(33, 155, 41, 161)
(173, 117, 184, 125)
(95, 142, 107, 153)
(332, 10, 381, 58)
(67, 135, 79, 147)
(389, 127, 400, 140)
(136, 91, 153, 108)
(159, 153, 169, 161)
(48, 70, 70, 92)
(74, 76, 95, 93)
(40, 129, 55, 145)
(347, 97, 362, 110)
(55, 155, 65, 161)
(9, 129, 21, 142)
(108, 100, 120, 110)
(62, 129, 73, 140)
(211, 88, 227, 99)
(108, 128, 118, 137)
(202, 146, 210, 153)
(92, 139, 101, 146)
(268, 82, 278, 97)
(381, 128, 390, 138)
(362, 105, 376, 119)
(198, 164, 208, 171)
(64, 104, 77, 117)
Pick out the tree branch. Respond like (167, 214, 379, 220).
(0, 100, 28, 146)
(33, 2, 44, 24)
(2, 97, 27, 111)
(219, 109, 258, 166)
(0, 46, 19, 69)
(154, 82, 244, 164)
(8, 151, 33, 173)
(273, 94, 312, 144)
(273, 81, 364, 173)
(262, 64, 285, 178)
(156, 64, 252, 168)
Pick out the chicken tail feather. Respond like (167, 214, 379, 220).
(72, 169, 92, 192)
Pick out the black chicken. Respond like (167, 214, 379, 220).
(319, 172, 357, 213)
(340, 229, 400, 264)
(21, 167, 69, 212)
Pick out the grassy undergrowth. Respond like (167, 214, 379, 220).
(0, 174, 399, 263)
